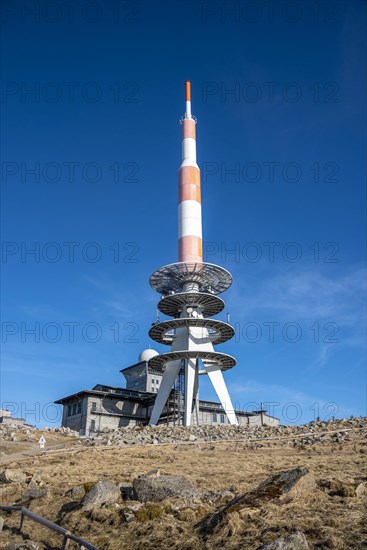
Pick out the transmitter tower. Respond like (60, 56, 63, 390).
(148, 82, 238, 426)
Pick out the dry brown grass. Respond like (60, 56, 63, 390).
(1, 432, 367, 550)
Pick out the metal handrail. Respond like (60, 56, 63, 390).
(0, 506, 99, 550)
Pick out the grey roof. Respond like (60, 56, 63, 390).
(54, 385, 154, 404)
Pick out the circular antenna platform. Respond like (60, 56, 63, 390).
(150, 262, 232, 295)
(149, 318, 235, 346)
(158, 292, 224, 318)
(147, 350, 236, 372)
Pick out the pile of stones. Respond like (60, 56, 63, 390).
(0, 424, 79, 442)
(1, 417, 365, 448)
(84, 417, 366, 448)
(48, 426, 79, 436)
(0, 424, 37, 442)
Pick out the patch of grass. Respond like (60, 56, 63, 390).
(1, 424, 367, 550)
(135, 503, 166, 523)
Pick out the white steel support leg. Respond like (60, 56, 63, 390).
(184, 358, 196, 426)
(192, 359, 199, 426)
(149, 360, 181, 425)
(193, 361, 199, 425)
(206, 365, 238, 426)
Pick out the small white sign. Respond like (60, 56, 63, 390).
(38, 435, 46, 449)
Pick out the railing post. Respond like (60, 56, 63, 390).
(19, 511, 25, 531)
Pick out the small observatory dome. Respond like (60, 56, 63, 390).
(138, 348, 159, 363)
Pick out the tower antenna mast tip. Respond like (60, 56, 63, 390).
(185, 81, 191, 102)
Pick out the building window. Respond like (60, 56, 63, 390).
(220, 414, 225, 423)
(77, 401, 82, 414)
(151, 387, 155, 393)
(91, 402, 97, 412)
(212, 413, 217, 423)
(90, 420, 96, 431)
(67, 405, 72, 416)
(72, 403, 77, 415)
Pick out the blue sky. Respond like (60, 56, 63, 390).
(1, 0, 366, 426)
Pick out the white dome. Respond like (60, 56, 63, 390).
(138, 348, 159, 363)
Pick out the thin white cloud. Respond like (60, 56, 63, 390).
(231, 266, 366, 327)
(83, 274, 140, 319)
(307, 344, 334, 373)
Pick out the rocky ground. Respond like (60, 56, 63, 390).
(82, 418, 363, 447)
(0, 418, 366, 550)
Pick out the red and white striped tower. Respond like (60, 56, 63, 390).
(147, 83, 238, 427)
(178, 81, 203, 264)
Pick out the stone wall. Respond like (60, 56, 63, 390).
(62, 397, 88, 434)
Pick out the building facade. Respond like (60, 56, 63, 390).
(0, 408, 25, 427)
(55, 352, 279, 435)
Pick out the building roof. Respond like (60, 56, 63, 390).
(54, 385, 154, 404)
(120, 361, 145, 373)
(120, 361, 163, 375)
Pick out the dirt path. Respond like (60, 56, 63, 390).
(1, 442, 78, 465)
